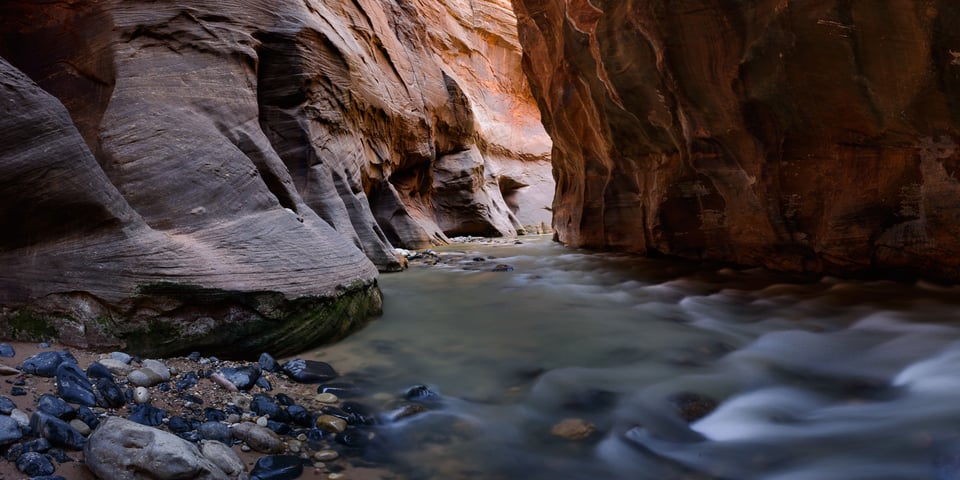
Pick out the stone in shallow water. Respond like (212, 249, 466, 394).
(56, 363, 96, 407)
(30, 412, 85, 450)
(318, 382, 363, 399)
(281, 359, 337, 384)
(249, 455, 303, 480)
(286, 405, 312, 427)
(315, 415, 347, 434)
(16, 451, 55, 476)
(37, 394, 74, 420)
(492, 264, 514, 272)
(0, 414, 23, 446)
(561, 388, 618, 412)
(21, 351, 77, 377)
(221, 365, 261, 391)
(405, 384, 442, 404)
(667, 392, 718, 423)
(0, 343, 15, 357)
(550, 418, 596, 440)
(341, 401, 377, 426)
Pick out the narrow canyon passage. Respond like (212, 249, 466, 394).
(303, 238, 960, 480)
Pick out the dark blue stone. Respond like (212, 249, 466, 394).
(250, 394, 283, 420)
(198, 421, 232, 444)
(166, 416, 193, 434)
(204, 408, 227, 422)
(30, 476, 66, 480)
(29, 412, 85, 450)
(318, 382, 363, 399)
(319, 406, 351, 424)
(221, 365, 261, 391)
(175, 371, 199, 391)
(404, 385, 442, 404)
(341, 402, 377, 426)
(56, 363, 95, 407)
(336, 430, 369, 448)
(286, 405, 312, 427)
(281, 359, 337, 384)
(187, 352, 202, 362)
(258, 353, 280, 372)
(256, 377, 272, 391)
(180, 393, 204, 406)
(157, 383, 170, 392)
(128, 404, 166, 427)
(5, 438, 51, 461)
(20, 352, 77, 377)
(249, 455, 303, 480)
(10, 387, 26, 396)
(178, 431, 203, 443)
(0, 414, 23, 446)
(0, 396, 16, 415)
(266, 420, 291, 436)
(16, 451, 55, 477)
(47, 447, 72, 463)
(76, 407, 99, 431)
(95, 378, 125, 409)
(37, 395, 74, 420)
(274, 394, 295, 406)
(84, 362, 113, 381)
(0, 343, 15, 357)
(224, 404, 243, 416)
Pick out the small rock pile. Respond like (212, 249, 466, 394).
(0, 343, 448, 480)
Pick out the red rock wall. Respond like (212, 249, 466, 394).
(513, 0, 960, 280)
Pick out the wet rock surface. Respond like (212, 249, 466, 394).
(513, 0, 960, 281)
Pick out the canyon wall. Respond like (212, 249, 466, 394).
(513, 0, 960, 280)
(0, 0, 550, 354)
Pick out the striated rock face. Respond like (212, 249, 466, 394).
(514, 0, 960, 280)
(0, 0, 550, 352)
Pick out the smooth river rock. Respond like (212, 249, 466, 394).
(85, 417, 234, 480)
(513, 0, 960, 281)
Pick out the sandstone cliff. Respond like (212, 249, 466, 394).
(0, 0, 550, 354)
(513, 0, 960, 280)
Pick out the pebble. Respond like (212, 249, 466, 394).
(30, 411, 86, 450)
(318, 382, 362, 399)
(221, 365, 261, 391)
(668, 391, 718, 423)
(76, 407, 100, 430)
(200, 440, 245, 477)
(315, 415, 347, 434)
(21, 351, 77, 377)
(314, 450, 339, 462)
(37, 394, 74, 420)
(251, 394, 284, 421)
(550, 418, 595, 440)
(232, 422, 284, 454)
(0, 414, 24, 446)
(405, 384, 442, 403)
(16, 451, 55, 476)
(329, 473, 344, 480)
(109, 352, 132, 364)
(282, 359, 337, 384)
(315, 393, 339, 404)
(94, 378, 126, 409)
(0, 343, 15, 357)
(259, 352, 281, 372)
(198, 421, 232, 444)
(0, 365, 20, 375)
(127, 404, 166, 427)
(142, 359, 171, 381)
(10, 386, 26, 396)
(133, 386, 150, 404)
(10, 409, 30, 428)
(492, 264, 514, 272)
(210, 372, 239, 392)
(68, 419, 91, 436)
(56, 363, 96, 407)
(0, 396, 16, 415)
(128, 368, 164, 387)
(257, 416, 269, 427)
(97, 358, 132, 376)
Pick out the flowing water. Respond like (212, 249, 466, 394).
(305, 236, 960, 480)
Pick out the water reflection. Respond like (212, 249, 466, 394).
(305, 237, 960, 479)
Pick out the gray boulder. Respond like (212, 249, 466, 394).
(84, 417, 242, 480)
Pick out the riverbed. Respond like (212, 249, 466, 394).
(302, 236, 960, 480)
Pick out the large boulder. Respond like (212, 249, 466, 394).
(513, 0, 960, 281)
(84, 417, 239, 480)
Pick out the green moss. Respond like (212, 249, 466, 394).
(8, 310, 58, 341)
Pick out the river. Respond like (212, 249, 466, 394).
(304, 236, 960, 480)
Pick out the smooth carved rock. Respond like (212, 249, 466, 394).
(0, 53, 380, 357)
(85, 417, 233, 480)
(513, 0, 960, 281)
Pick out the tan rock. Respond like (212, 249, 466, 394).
(315, 415, 348, 434)
(550, 418, 595, 441)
